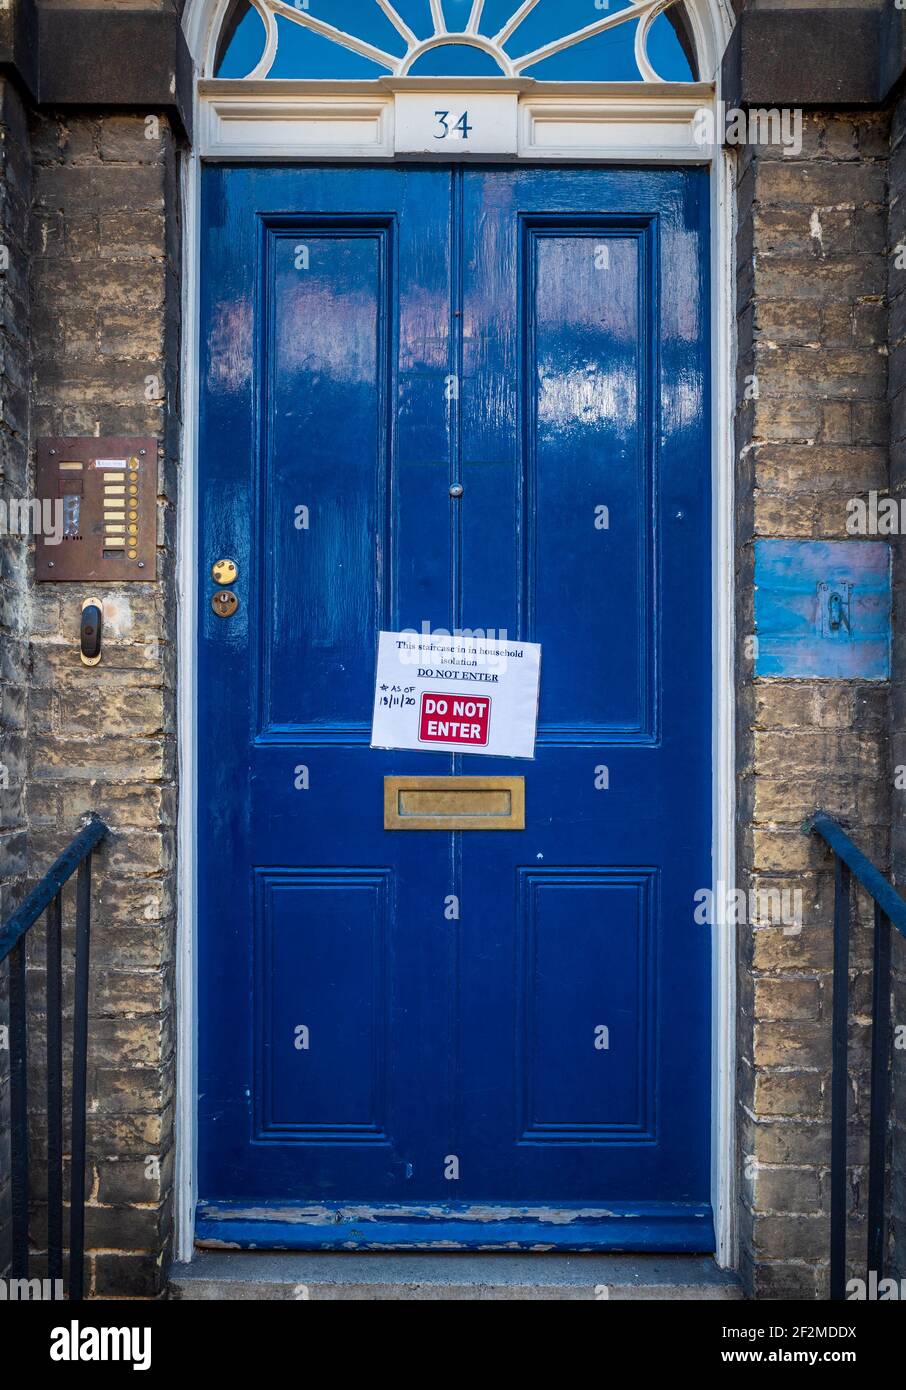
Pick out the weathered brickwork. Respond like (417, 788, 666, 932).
(0, 76, 33, 1280)
(888, 90, 906, 1287)
(734, 112, 891, 1299)
(23, 106, 181, 1298)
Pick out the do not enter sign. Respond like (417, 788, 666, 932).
(371, 631, 541, 759)
(419, 693, 490, 746)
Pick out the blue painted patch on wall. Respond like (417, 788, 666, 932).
(754, 539, 891, 680)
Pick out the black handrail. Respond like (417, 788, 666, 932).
(805, 812, 906, 1301)
(0, 816, 108, 1300)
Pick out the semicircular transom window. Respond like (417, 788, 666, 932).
(214, 0, 699, 83)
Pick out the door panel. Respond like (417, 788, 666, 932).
(528, 228, 650, 734)
(256, 870, 391, 1138)
(264, 226, 391, 736)
(456, 168, 711, 1212)
(519, 870, 654, 1135)
(199, 167, 456, 1204)
(197, 163, 712, 1249)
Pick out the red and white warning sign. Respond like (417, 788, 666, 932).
(419, 693, 490, 746)
(371, 630, 540, 759)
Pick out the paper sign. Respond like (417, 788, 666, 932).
(371, 631, 541, 759)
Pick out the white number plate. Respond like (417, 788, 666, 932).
(393, 92, 519, 156)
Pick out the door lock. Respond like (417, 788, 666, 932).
(211, 590, 239, 618)
(212, 558, 239, 585)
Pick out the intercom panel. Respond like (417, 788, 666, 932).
(35, 437, 157, 581)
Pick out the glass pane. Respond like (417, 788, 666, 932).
(292, 0, 409, 56)
(216, 1, 267, 78)
(521, 10, 693, 82)
(521, 27, 640, 82)
(442, 0, 474, 32)
(390, 0, 437, 39)
(503, 0, 637, 60)
(477, 0, 522, 38)
(647, 10, 695, 81)
(409, 42, 505, 74)
(268, 14, 397, 78)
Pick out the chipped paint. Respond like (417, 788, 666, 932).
(193, 1199, 714, 1254)
(198, 1202, 623, 1226)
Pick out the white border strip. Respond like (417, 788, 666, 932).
(174, 128, 201, 1265)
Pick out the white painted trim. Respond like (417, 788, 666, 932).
(518, 91, 713, 161)
(196, 78, 715, 160)
(176, 0, 738, 1271)
(711, 139, 738, 1271)
(174, 128, 201, 1267)
(467, 0, 486, 37)
(199, 91, 394, 159)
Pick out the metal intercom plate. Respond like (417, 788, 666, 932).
(35, 437, 157, 581)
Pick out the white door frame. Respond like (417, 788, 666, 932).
(175, 0, 737, 1269)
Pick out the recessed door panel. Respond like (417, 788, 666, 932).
(264, 228, 391, 738)
(527, 228, 652, 737)
(255, 870, 390, 1139)
(518, 869, 655, 1138)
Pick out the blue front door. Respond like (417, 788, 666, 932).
(197, 164, 712, 1249)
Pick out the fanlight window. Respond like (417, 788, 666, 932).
(214, 0, 698, 83)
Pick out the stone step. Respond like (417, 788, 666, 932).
(169, 1251, 743, 1301)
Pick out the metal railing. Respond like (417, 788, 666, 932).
(0, 816, 108, 1300)
(806, 812, 906, 1301)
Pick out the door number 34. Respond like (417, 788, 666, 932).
(435, 110, 472, 140)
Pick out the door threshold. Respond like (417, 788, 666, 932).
(170, 1250, 741, 1300)
(194, 1200, 714, 1252)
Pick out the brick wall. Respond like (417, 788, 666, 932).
(734, 111, 891, 1298)
(0, 76, 33, 1281)
(888, 91, 906, 1286)
(24, 105, 181, 1297)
